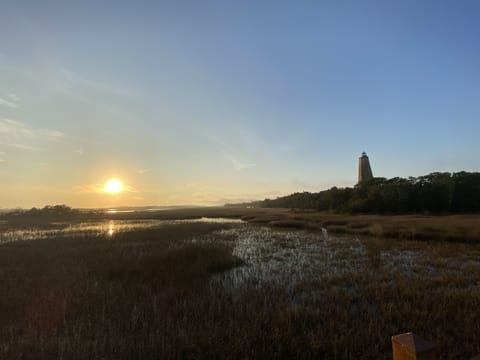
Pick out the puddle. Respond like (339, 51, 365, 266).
(207, 226, 368, 288)
(0, 217, 243, 243)
(3, 216, 475, 293)
(181, 217, 243, 224)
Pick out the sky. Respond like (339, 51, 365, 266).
(1, 0, 479, 208)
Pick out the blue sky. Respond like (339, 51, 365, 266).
(0, 0, 479, 207)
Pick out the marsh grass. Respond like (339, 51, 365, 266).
(361, 237, 383, 269)
(4, 206, 480, 243)
(269, 220, 311, 229)
(2, 210, 480, 359)
(0, 223, 245, 359)
(226, 208, 480, 243)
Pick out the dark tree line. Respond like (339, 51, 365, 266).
(260, 172, 480, 214)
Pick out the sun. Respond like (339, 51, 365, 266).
(104, 178, 123, 194)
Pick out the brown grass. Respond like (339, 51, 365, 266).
(2, 209, 480, 358)
(7, 206, 479, 243)
(0, 223, 244, 359)
(209, 208, 480, 243)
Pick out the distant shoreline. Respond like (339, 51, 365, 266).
(2, 205, 480, 243)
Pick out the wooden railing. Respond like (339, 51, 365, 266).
(392, 332, 480, 360)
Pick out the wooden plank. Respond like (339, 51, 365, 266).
(392, 332, 436, 360)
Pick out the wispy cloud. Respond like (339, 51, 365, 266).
(9, 143, 40, 151)
(56, 68, 130, 96)
(164, 183, 276, 206)
(74, 148, 84, 155)
(136, 168, 150, 174)
(44, 67, 132, 107)
(207, 128, 260, 171)
(0, 53, 130, 111)
(40, 129, 64, 139)
(74, 182, 138, 194)
(9, 93, 20, 102)
(0, 97, 18, 109)
(0, 118, 64, 150)
(73, 184, 103, 194)
(222, 151, 256, 171)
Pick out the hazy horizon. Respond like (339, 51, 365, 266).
(1, 1, 480, 208)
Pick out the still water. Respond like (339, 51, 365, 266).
(0, 217, 440, 289)
(0, 217, 243, 243)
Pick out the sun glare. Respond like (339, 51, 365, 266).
(104, 178, 123, 194)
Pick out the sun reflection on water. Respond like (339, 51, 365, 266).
(0, 217, 245, 243)
(108, 221, 114, 236)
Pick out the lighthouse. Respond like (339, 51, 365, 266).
(358, 152, 373, 184)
